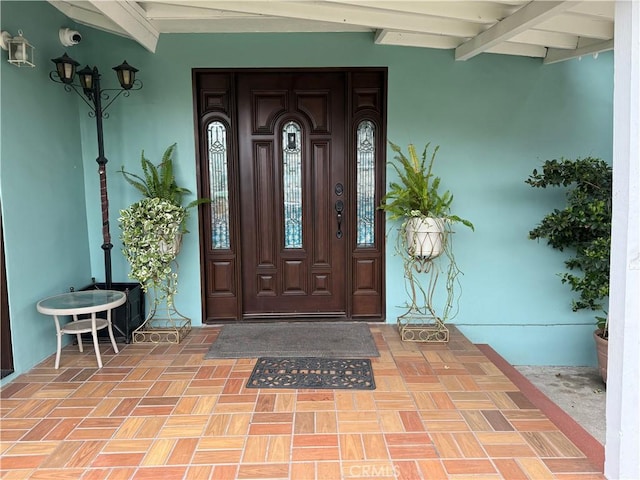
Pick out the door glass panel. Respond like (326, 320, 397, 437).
(356, 120, 375, 246)
(282, 121, 303, 248)
(208, 121, 230, 249)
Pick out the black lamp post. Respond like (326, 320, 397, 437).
(50, 53, 142, 289)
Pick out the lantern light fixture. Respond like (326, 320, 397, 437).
(0, 30, 35, 67)
(51, 52, 79, 84)
(49, 52, 142, 288)
(77, 65, 96, 96)
(113, 61, 139, 90)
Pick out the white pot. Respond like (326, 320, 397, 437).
(405, 217, 446, 259)
(159, 232, 182, 257)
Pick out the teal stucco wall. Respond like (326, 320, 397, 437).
(1, 1, 613, 383)
(0, 1, 92, 384)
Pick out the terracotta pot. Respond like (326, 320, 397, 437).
(593, 329, 608, 383)
(405, 217, 445, 259)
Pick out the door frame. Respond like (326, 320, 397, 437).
(1, 205, 14, 378)
(192, 67, 387, 323)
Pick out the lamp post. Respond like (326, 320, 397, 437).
(50, 53, 142, 289)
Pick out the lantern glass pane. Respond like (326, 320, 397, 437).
(121, 70, 131, 86)
(80, 74, 92, 90)
(63, 62, 74, 79)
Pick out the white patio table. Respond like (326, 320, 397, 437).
(36, 290, 126, 369)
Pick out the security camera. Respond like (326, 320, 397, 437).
(59, 28, 82, 47)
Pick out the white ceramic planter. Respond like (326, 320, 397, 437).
(159, 232, 182, 257)
(405, 217, 446, 259)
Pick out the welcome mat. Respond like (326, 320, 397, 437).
(204, 322, 379, 359)
(246, 357, 376, 390)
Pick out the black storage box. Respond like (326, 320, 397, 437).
(77, 282, 145, 344)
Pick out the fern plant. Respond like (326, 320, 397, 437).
(119, 143, 210, 232)
(379, 140, 474, 230)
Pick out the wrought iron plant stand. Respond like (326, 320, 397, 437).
(132, 260, 191, 344)
(397, 222, 462, 343)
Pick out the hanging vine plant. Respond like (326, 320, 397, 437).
(119, 197, 186, 302)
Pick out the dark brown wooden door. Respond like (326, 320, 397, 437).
(1, 207, 14, 378)
(237, 72, 346, 317)
(194, 68, 387, 322)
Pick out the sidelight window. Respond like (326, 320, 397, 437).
(282, 121, 303, 248)
(356, 120, 376, 246)
(207, 121, 230, 249)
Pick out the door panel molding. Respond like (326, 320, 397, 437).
(253, 92, 288, 133)
(254, 141, 277, 267)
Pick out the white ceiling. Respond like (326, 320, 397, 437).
(48, 0, 615, 64)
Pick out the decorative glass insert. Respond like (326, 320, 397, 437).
(282, 121, 303, 248)
(356, 120, 376, 246)
(208, 121, 230, 249)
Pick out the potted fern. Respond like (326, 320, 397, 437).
(379, 140, 474, 258)
(380, 139, 474, 343)
(119, 143, 209, 232)
(526, 157, 611, 382)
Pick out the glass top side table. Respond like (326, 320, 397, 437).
(37, 290, 127, 369)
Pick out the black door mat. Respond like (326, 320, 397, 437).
(205, 322, 379, 359)
(246, 357, 376, 390)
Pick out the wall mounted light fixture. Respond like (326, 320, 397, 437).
(0, 30, 35, 67)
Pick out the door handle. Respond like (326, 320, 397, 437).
(335, 200, 344, 239)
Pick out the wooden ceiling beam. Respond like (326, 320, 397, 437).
(536, 14, 614, 39)
(455, 1, 577, 61)
(47, 1, 128, 37)
(148, 0, 484, 38)
(325, 0, 518, 24)
(544, 38, 613, 64)
(89, 0, 160, 52)
(375, 29, 461, 49)
(512, 29, 578, 49)
(142, 2, 260, 20)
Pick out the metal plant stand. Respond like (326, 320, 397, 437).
(132, 261, 191, 344)
(396, 225, 462, 343)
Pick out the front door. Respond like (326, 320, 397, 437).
(237, 72, 346, 317)
(194, 68, 386, 322)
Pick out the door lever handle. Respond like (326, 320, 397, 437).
(335, 200, 344, 239)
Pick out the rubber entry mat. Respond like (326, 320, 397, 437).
(246, 357, 376, 390)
